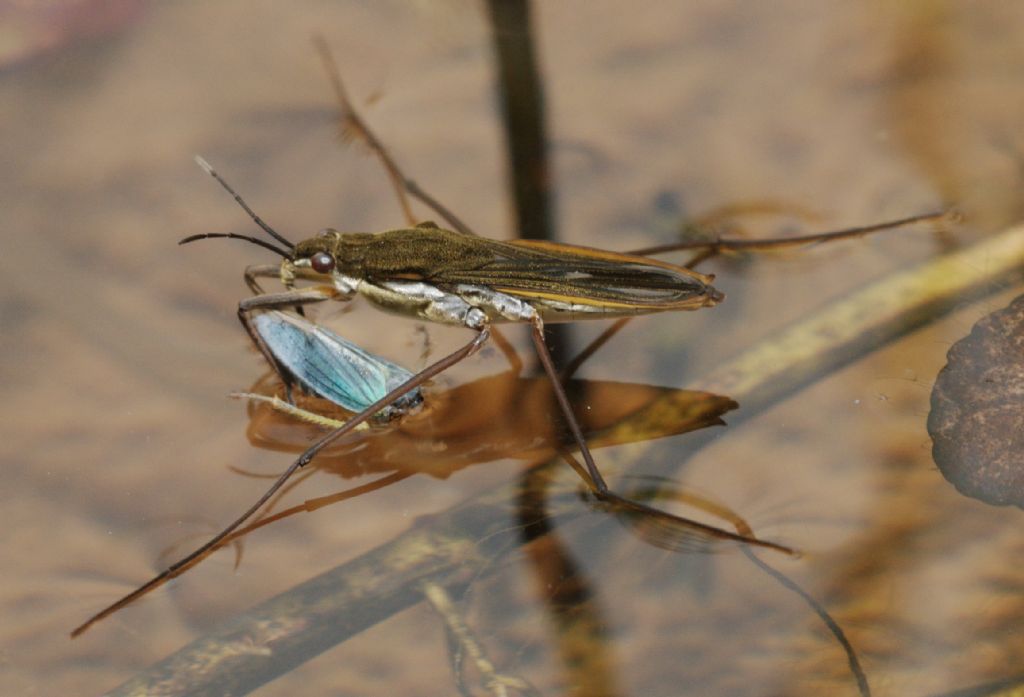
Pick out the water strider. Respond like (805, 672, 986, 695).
(71, 44, 950, 639)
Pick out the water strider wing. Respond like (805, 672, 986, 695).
(357, 228, 720, 311)
(468, 238, 719, 309)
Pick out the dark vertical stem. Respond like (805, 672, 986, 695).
(484, 0, 553, 243)
(484, 0, 572, 367)
(487, 6, 611, 692)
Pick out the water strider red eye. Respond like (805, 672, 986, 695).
(310, 251, 336, 274)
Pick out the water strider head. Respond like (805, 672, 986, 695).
(288, 223, 479, 279)
(290, 228, 367, 277)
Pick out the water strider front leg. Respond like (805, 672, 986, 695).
(245, 262, 340, 318)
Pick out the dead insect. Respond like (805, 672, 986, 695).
(250, 309, 422, 422)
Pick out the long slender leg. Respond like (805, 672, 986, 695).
(529, 316, 793, 555)
(313, 36, 477, 236)
(558, 447, 794, 552)
(628, 209, 951, 257)
(556, 210, 953, 385)
(558, 318, 630, 381)
(529, 317, 608, 492)
(221, 472, 413, 546)
(71, 327, 490, 637)
(559, 213, 953, 382)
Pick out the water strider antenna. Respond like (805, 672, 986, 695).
(194, 155, 295, 250)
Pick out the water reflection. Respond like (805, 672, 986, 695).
(241, 364, 736, 482)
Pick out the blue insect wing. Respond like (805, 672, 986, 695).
(252, 312, 420, 416)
